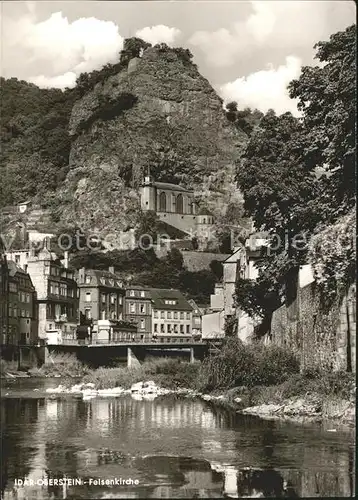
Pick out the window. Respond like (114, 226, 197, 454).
(159, 192, 167, 211)
(118, 312, 123, 320)
(140, 291, 145, 297)
(167, 324, 172, 333)
(180, 312, 184, 320)
(85, 292, 91, 302)
(22, 309, 26, 317)
(154, 323, 158, 333)
(164, 299, 176, 305)
(13, 308, 17, 318)
(160, 311, 165, 319)
(25, 310, 30, 318)
(111, 312, 117, 320)
(110, 294, 116, 304)
(174, 311, 178, 319)
(186, 312, 191, 320)
(101, 310, 106, 320)
(49, 323, 53, 330)
(85, 309, 92, 320)
(101, 293, 106, 303)
(67, 288, 74, 298)
(176, 194, 184, 214)
(60, 284, 67, 296)
(15, 255, 20, 264)
(118, 296, 123, 305)
(174, 324, 178, 333)
(139, 304, 145, 314)
(85, 275, 91, 284)
(186, 325, 190, 334)
(9, 283, 17, 293)
(160, 324, 165, 333)
(100, 278, 106, 285)
(180, 324, 184, 333)
(130, 303, 135, 313)
(26, 293, 31, 303)
(167, 311, 172, 319)
(130, 290, 135, 297)
(140, 320, 145, 330)
(154, 310, 158, 318)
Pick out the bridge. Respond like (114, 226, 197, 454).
(19, 337, 223, 369)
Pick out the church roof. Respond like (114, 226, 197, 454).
(152, 181, 190, 193)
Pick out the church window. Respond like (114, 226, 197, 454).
(176, 194, 184, 214)
(159, 192, 167, 211)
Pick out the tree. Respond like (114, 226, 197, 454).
(165, 248, 184, 271)
(120, 37, 151, 66)
(288, 24, 356, 218)
(209, 259, 223, 281)
(236, 110, 322, 285)
(134, 211, 161, 248)
(225, 102, 264, 136)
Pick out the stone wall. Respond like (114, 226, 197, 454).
(182, 251, 230, 272)
(269, 282, 356, 372)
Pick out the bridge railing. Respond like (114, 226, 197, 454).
(90, 336, 204, 345)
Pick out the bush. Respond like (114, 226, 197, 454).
(197, 338, 300, 391)
(281, 370, 355, 400)
(82, 358, 201, 390)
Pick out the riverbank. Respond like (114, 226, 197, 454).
(2, 340, 355, 427)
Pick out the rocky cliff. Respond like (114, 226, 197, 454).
(55, 42, 247, 241)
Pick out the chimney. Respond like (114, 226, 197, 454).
(63, 251, 69, 269)
(108, 266, 115, 274)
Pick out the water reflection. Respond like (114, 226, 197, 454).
(1, 390, 355, 499)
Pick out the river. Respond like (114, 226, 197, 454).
(1, 378, 355, 499)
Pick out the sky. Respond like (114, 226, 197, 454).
(0, 0, 355, 115)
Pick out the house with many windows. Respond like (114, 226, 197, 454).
(124, 286, 153, 341)
(150, 289, 193, 340)
(124, 286, 195, 341)
(77, 267, 133, 343)
(0, 256, 37, 346)
(24, 246, 79, 343)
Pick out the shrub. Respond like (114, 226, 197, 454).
(197, 338, 300, 392)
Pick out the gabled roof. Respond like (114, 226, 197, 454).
(79, 269, 124, 289)
(149, 288, 193, 311)
(152, 181, 191, 193)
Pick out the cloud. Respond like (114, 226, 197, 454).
(189, 0, 344, 68)
(219, 56, 302, 116)
(3, 8, 124, 89)
(135, 25, 181, 46)
(29, 72, 77, 89)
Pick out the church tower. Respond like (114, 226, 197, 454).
(140, 167, 156, 211)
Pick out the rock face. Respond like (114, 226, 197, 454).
(58, 44, 247, 238)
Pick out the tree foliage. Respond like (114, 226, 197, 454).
(308, 208, 356, 304)
(0, 78, 76, 207)
(288, 24, 356, 217)
(225, 102, 263, 136)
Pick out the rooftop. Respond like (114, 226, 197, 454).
(144, 180, 191, 193)
(149, 288, 193, 311)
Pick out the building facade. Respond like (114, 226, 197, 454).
(77, 267, 125, 323)
(77, 267, 127, 342)
(25, 247, 79, 342)
(150, 289, 193, 339)
(140, 175, 215, 238)
(124, 286, 153, 340)
(0, 259, 37, 345)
